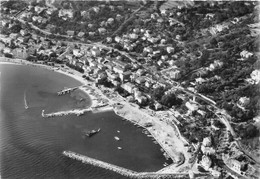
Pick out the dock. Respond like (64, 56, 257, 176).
(63, 151, 192, 179)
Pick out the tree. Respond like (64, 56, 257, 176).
(151, 86, 166, 101)
(241, 124, 259, 139)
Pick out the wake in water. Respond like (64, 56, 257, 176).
(24, 91, 29, 109)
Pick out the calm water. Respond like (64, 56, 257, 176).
(0, 64, 168, 179)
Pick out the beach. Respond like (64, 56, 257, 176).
(0, 57, 190, 173)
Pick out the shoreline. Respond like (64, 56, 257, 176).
(0, 57, 190, 173)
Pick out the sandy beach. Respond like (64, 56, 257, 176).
(0, 57, 191, 173)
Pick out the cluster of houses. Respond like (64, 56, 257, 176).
(0, 19, 68, 62)
(19, 2, 127, 39)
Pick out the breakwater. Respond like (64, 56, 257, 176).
(63, 151, 191, 179)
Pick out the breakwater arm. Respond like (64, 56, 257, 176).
(62, 151, 192, 179)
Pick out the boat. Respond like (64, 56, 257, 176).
(83, 128, 101, 137)
(24, 91, 29, 109)
(117, 147, 122, 150)
(114, 136, 120, 141)
(41, 110, 45, 117)
(117, 130, 120, 133)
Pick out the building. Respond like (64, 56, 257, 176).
(91, 48, 100, 57)
(98, 28, 106, 35)
(238, 97, 250, 107)
(226, 159, 243, 174)
(185, 101, 199, 112)
(12, 48, 28, 59)
(169, 70, 181, 79)
(59, 9, 73, 18)
(135, 76, 145, 84)
(9, 33, 19, 39)
(78, 32, 85, 38)
(121, 82, 135, 94)
(67, 30, 75, 36)
(119, 71, 131, 82)
(113, 66, 124, 74)
(200, 155, 212, 171)
(20, 29, 28, 36)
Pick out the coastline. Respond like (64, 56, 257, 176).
(0, 57, 190, 173)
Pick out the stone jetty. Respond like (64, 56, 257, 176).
(63, 151, 191, 179)
(41, 108, 92, 118)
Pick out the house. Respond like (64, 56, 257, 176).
(59, 9, 73, 18)
(34, 6, 45, 14)
(77, 32, 85, 38)
(200, 155, 212, 171)
(116, 14, 123, 21)
(98, 28, 106, 34)
(9, 33, 19, 39)
(240, 50, 253, 58)
(169, 70, 181, 79)
(119, 71, 131, 82)
(20, 29, 28, 36)
(238, 97, 250, 107)
(1, 36, 12, 44)
(136, 95, 147, 104)
(73, 49, 83, 57)
(226, 159, 243, 174)
(107, 18, 114, 25)
(113, 66, 124, 74)
(136, 69, 145, 76)
(129, 33, 138, 40)
(143, 47, 153, 53)
(3, 47, 12, 54)
(155, 102, 163, 110)
(0, 42, 5, 50)
(166, 46, 174, 54)
(12, 48, 28, 59)
(67, 30, 75, 36)
(121, 82, 135, 94)
(92, 6, 100, 13)
(195, 77, 206, 84)
(76, 61, 84, 68)
(115, 36, 121, 43)
(91, 48, 100, 57)
(185, 101, 199, 112)
(135, 76, 145, 84)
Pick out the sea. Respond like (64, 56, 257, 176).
(0, 64, 169, 179)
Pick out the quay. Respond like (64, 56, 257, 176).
(63, 151, 192, 179)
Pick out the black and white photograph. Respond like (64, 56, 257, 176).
(0, 0, 259, 178)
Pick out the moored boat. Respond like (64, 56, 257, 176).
(83, 128, 101, 137)
(114, 136, 120, 141)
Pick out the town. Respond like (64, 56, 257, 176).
(0, 0, 259, 178)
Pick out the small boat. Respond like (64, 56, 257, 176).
(117, 130, 120, 133)
(117, 147, 122, 150)
(83, 128, 101, 137)
(114, 136, 120, 141)
(41, 110, 45, 117)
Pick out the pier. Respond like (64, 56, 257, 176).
(63, 151, 191, 179)
(41, 108, 92, 118)
(57, 85, 84, 96)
